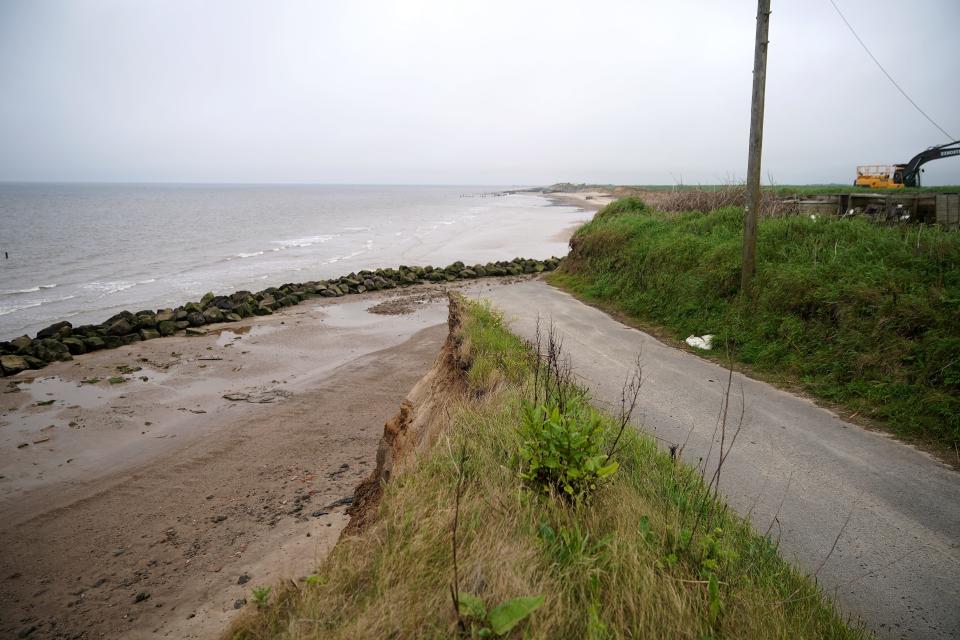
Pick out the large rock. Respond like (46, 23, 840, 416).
(106, 317, 136, 336)
(186, 311, 206, 327)
(61, 337, 87, 355)
(104, 310, 136, 327)
(200, 292, 215, 307)
(36, 321, 72, 340)
(156, 309, 176, 323)
(135, 312, 157, 328)
(139, 328, 161, 341)
(202, 307, 224, 323)
(0, 355, 29, 376)
(102, 336, 125, 349)
(208, 296, 236, 311)
(72, 324, 102, 337)
(82, 336, 106, 351)
(11, 335, 32, 351)
(224, 312, 242, 323)
(22, 355, 46, 369)
(259, 296, 277, 310)
(157, 320, 178, 336)
(32, 339, 72, 362)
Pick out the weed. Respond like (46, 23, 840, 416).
(250, 586, 270, 608)
(107, 376, 126, 385)
(517, 400, 619, 497)
(457, 592, 546, 637)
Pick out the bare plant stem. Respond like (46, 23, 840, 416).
(449, 443, 469, 629)
(606, 352, 643, 464)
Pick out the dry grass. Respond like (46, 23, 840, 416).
(227, 300, 868, 640)
(602, 185, 798, 218)
(650, 185, 798, 217)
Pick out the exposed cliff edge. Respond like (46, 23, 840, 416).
(345, 292, 470, 533)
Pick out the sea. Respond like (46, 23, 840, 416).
(0, 184, 587, 340)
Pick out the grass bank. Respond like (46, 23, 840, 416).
(228, 296, 866, 639)
(552, 198, 960, 451)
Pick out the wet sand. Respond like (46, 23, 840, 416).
(0, 279, 520, 639)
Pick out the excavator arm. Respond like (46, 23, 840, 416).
(902, 140, 960, 187)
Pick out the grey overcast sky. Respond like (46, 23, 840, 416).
(0, 0, 957, 185)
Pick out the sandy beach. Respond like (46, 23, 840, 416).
(542, 190, 616, 212)
(0, 278, 528, 639)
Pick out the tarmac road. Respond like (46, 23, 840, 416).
(481, 279, 960, 640)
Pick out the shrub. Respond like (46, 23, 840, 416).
(517, 399, 619, 497)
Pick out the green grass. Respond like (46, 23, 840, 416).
(227, 298, 867, 639)
(552, 201, 960, 450)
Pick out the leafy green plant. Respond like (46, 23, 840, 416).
(517, 400, 618, 497)
(251, 585, 271, 608)
(698, 527, 737, 575)
(457, 592, 545, 637)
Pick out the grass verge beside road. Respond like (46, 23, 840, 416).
(551, 198, 960, 453)
(228, 297, 866, 639)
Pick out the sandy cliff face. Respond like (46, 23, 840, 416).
(346, 294, 471, 533)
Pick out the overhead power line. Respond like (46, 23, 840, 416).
(827, 0, 954, 140)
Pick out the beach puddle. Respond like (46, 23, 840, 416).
(216, 324, 278, 346)
(20, 368, 171, 409)
(315, 298, 447, 330)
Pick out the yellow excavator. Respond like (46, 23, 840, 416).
(855, 140, 959, 189)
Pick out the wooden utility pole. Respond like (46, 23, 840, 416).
(741, 0, 771, 293)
